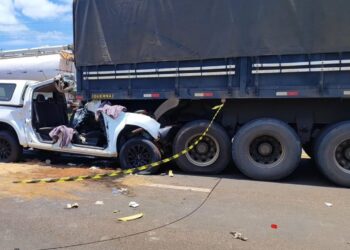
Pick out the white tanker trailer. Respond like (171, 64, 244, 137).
(0, 45, 75, 81)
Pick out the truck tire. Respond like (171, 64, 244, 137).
(232, 119, 301, 181)
(119, 138, 161, 174)
(173, 120, 231, 174)
(0, 131, 22, 163)
(314, 121, 350, 187)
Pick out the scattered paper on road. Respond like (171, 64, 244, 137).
(129, 201, 140, 208)
(324, 202, 333, 207)
(66, 203, 79, 209)
(112, 187, 128, 196)
(95, 201, 104, 205)
(89, 166, 100, 170)
(230, 231, 248, 241)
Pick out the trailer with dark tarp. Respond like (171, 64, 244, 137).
(73, 0, 350, 187)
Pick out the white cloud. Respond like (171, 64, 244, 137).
(0, 0, 73, 50)
(0, 0, 28, 33)
(14, 0, 72, 20)
(0, 0, 73, 33)
(35, 30, 70, 43)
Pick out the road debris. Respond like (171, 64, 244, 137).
(66, 203, 79, 209)
(95, 201, 104, 205)
(324, 202, 333, 207)
(118, 213, 144, 222)
(112, 188, 119, 196)
(149, 237, 160, 241)
(89, 166, 99, 170)
(129, 201, 140, 208)
(168, 170, 174, 177)
(112, 187, 128, 196)
(100, 235, 111, 241)
(113, 210, 121, 213)
(230, 232, 248, 241)
(271, 224, 278, 229)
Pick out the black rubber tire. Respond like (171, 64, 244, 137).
(173, 120, 231, 174)
(119, 138, 161, 174)
(232, 119, 301, 181)
(0, 131, 22, 163)
(314, 121, 350, 187)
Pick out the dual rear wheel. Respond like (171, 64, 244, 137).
(232, 119, 302, 181)
(173, 119, 302, 181)
(173, 118, 350, 187)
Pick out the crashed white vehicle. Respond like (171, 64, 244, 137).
(0, 77, 163, 171)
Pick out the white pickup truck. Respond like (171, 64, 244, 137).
(0, 77, 163, 170)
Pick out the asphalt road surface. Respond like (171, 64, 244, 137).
(0, 154, 349, 250)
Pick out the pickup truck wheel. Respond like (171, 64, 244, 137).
(232, 119, 301, 181)
(0, 131, 22, 163)
(173, 120, 231, 174)
(119, 138, 161, 174)
(314, 121, 350, 187)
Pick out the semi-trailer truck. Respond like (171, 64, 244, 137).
(73, 0, 350, 187)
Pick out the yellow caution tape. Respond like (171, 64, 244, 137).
(13, 103, 224, 184)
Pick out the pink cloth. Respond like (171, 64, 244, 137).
(49, 125, 75, 148)
(96, 104, 127, 120)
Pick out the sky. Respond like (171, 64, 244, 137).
(0, 0, 73, 51)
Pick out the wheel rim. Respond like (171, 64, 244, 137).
(0, 138, 11, 161)
(249, 135, 284, 166)
(126, 143, 152, 168)
(335, 139, 350, 172)
(185, 134, 220, 167)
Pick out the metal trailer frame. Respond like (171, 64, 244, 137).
(77, 52, 350, 101)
